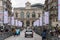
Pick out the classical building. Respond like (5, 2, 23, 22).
(44, 0, 58, 27)
(0, 0, 12, 26)
(14, 2, 44, 27)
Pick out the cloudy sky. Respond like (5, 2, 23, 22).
(11, 0, 45, 8)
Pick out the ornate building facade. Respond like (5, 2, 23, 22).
(14, 2, 43, 27)
(0, 0, 12, 26)
(44, 0, 58, 27)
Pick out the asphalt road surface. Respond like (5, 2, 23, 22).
(5, 29, 42, 40)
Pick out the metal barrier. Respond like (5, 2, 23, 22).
(34, 27, 60, 40)
(0, 32, 13, 40)
(46, 33, 60, 40)
(0, 34, 4, 40)
(47, 36, 60, 40)
(34, 27, 42, 35)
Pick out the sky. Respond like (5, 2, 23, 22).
(11, 0, 45, 8)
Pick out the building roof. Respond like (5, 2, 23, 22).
(14, 7, 41, 10)
(31, 3, 44, 8)
(14, 3, 44, 10)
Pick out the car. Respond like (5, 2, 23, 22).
(15, 29, 20, 36)
(0, 26, 4, 32)
(25, 29, 33, 37)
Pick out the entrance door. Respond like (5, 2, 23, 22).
(26, 21, 30, 27)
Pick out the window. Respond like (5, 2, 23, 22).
(56, 17, 58, 22)
(26, 21, 30, 26)
(32, 12, 35, 17)
(16, 12, 18, 17)
(26, 12, 30, 18)
(20, 12, 24, 18)
(38, 13, 40, 17)
(52, 18, 55, 22)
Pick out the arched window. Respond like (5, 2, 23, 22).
(26, 12, 30, 18)
(16, 12, 18, 17)
(38, 13, 40, 17)
(20, 12, 24, 18)
(26, 21, 30, 26)
(32, 12, 35, 17)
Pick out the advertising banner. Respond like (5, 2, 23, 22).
(4, 11, 8, 24)
(11, 16, 14, 25)
(33, 22, 35, 26)
(39, 16, 43, 26)
(18, 21, 19, 26)
(15, 20, 18, 26)
(8, 17, 11, 25)
(18, 21, 22, 27)
(34, 20, 39, 27)
(58, 0, 60, 21)
(44, 11, 49, 25)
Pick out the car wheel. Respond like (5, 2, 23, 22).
(31, 36, 33, 37)
(25, 36, 27, 37)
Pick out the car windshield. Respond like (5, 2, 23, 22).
(0, 26, 3, 29)
(26, 29, 32, 32)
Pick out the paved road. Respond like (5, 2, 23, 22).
(5, 29, 42, 40)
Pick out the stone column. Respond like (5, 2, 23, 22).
(36, 12, 38, 18)
(18, 13, 20, 18)
(30, 12, 32, 18)
(24, 20, 26, 27)
(24, 11, 26, 18)
(30, 21, 32, 27)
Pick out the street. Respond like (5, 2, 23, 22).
(4, 29, 42, 40)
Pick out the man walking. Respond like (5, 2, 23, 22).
(41, 29, 47, 40)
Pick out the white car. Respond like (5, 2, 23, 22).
(25, 29, 33, 37)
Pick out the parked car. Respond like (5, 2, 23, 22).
(0, 26, 4, 32)
(25, 29, 33, 37)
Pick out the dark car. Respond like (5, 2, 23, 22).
(25, 29, 33, 37)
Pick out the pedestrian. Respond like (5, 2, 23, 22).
(55, 24, 59, 36)
(41, 29, 47, 40)
(50, 31, 54, 36)
(12, 28, 16, 36)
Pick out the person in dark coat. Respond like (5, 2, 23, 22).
(41, 29, 47, 40)
(55, 24, 59, 36)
